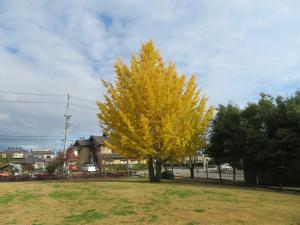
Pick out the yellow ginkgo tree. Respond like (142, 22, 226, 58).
(183, 97, 214, 178)
(97, 40, 213, 182)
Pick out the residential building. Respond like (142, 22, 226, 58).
(73, 135, 146, 171)
(1, 147, 29, 159)
(0, 147, 48, 172)
(31, 149, 55, 161)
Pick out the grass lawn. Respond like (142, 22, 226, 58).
(0, 178, 299, 225)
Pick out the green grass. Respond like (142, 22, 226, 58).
(0, 190, 40, 205)
(50, 190, 80, 200)
(148, 215, 159, 223)
(64, 209, 105, 224)
(194, 208, 205, 213)
(0, 178, 299, 225)
(163, 188, 197, 198)
(111, 208, 136, 216)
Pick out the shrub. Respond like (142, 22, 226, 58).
(131, 163, 147, 171)
(161, 170, 174, 180)
(46, 163, 57, 174)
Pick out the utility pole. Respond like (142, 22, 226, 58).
(63, 93, 71, 174)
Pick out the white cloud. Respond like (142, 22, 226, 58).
(0, 0, 300, 149)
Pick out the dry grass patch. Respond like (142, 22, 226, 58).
(0, 179, 299, 225)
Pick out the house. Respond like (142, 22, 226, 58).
(0, 147, 46, 172)
(10, 156, 46, 171)
(31, 149, 55, 162)
(73, 135, 146, 171)
(1, 147, 29, 159)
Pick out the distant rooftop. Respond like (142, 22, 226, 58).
(7, 147, 23, 151)
(31, 150, 54, 155)
(99, 153, 125, 160)
(2, 148, 29, 153)
(74, 135, 108, 147)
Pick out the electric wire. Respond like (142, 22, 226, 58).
(0, 90, 99, 146)
(0, 91, 65, 97)
(0, 100, 65, 104)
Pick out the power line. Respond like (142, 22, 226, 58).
(0, 100, 98, 110)
(0, 91, 99, 149)
(0, 100, 65, 104)
(0, 91, 97, 103)
(0, 91, 65, 97)
(70, 95, 96, 103)
(70, 103, 98, 111)
(0, 135, 62, 137)
(0, 138, 64, 141)
(0, 91, 98, 105)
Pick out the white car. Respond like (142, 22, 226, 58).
(221, 163, 233, 170)
(82, 164, 97, 172)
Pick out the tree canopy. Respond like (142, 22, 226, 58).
(209, 92, 300, 185)
(97, 41, 213, 182)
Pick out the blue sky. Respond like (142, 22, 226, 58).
(0, 0, 300, 150)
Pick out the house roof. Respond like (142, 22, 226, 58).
(99, 153, 126, 160)
(74, 139, 91, 147)
(11, 156, 45, 164)
(2, 149, 29, 154)
(89, 135, 108, 146)
(0, 164, 19, 171)
(31, 150, 54, 156)
(74, 135, 108, 147)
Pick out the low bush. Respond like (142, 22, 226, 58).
(161, 170, 174, 180)
(46, 163, 57, 174)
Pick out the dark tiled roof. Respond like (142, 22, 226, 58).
(27, 156, 45, 163)
(90, 135, 108, 146)
(74, 139, 91, 147)
(2, 149, 29, 154)
(99, 153, 126, 160)
(11, 156, 45, 164)
(31, 150, 54, 155)
(74, 135, 108, 147)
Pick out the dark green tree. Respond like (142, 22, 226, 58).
(209, 104, 244, 183)
(242, 94, 276, 185)
(209, 91, 300, 186)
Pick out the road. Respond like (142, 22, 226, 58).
(172, 168, 244, 181)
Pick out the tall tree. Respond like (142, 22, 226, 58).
(222, 105, 245, 184)
(184, 97, 213, 178)
(98, 41, 211, 182)
(242, 94, 276, 185)
(208, 104, 244, 183)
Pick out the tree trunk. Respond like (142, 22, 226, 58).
(205, 164, 209, 179)
(154, 161, 162, 182)
(218, 164, 222, 183)
(164, 162, 167, 171)
(233, 166, 236, 184)
(256, 173, 259, 186)
(190, 165, 194, 178)
(147, 156, 155, 182)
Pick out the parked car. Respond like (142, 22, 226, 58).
(221, 163, 233, 170)
(0, 172, 9, 177)
(82, 164, 98, 172)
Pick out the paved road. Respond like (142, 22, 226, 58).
(172, 168, 244, 181)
